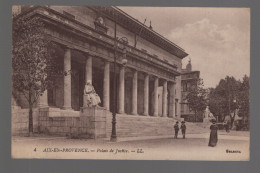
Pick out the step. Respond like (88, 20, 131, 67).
(105, 114, 207, 138)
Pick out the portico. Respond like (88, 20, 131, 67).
(39, 45, 178, 118)
(14, 6, 188, 138)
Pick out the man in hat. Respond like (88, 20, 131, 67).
(174, 121, 179, 139)
(180, 121, 186, 139)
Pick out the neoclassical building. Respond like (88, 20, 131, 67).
(180, 60, 201, 122)
(12, 6, 188, 138)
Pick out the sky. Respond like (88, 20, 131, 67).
(118, 7, 250, 88)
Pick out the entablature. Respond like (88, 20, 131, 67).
(16, 6, 180, 81)
(90, 6, 188, 59)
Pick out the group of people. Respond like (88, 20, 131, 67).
(173, 119, 218, 147)
(173, 121, 186, 139)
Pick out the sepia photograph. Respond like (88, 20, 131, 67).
(11, 6, 250, 160)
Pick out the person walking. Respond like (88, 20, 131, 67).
(174, 121, 179, 139)
(180, 121, 186, 139)
(208, 119, 218, 147)
(225, 121, 230, 133)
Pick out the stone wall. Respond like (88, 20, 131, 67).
(38, 107, 108, 139)
(12, 105, 180, 138)
(12, 107, 39, 136)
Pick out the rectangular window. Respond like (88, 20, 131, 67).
(181, 104, 184, 113)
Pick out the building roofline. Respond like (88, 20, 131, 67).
(181, 70, 200, 74)
(14, 6, 182, 78)
(112, 6, 186, 52)
(90, 6, 189, 59)
(16, 5, 189, 59)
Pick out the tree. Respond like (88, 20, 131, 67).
(12, 15, 58, 136)
(208, 76, 240, 126)
(237, 75, 250, 125)
(185, 78, 208, 122)
(208, 87, 226, 122)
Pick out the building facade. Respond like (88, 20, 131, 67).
(12, 6, 188, 138)
(180, 60, 201, 122)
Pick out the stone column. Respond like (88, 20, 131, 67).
(103, 61, 110, 110)
(38, 90, 48, 107)
(85, 55, 92, 84)
(83, 55, 93, 107)
(143, 74, 149, 116)
(168, 82, 176, 117)
(153, 77, 159, 116)
(63, 48, 72, 109)
(162, 80, 168, 117)
(118, 66, 125, 114)
(131, 70, 138, 115)
(172, 82, 176, 117)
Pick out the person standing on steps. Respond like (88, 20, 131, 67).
(180, 121, 186, 139)
(174, 121, 179, 139)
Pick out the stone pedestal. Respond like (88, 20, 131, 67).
(81, 107, 107, 139)
(203, 118, 213, 123)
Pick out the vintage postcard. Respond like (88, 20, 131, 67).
(11, 6, 250, 160)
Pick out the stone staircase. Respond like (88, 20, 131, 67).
(106, 114, 176, 137)
(106, 113, 210, 138)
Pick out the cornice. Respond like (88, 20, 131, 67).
(16, 6, 181, 79)
(18, 5, 188, 60)
(89, 6, 189, 59)
(181, 70, 200, 75)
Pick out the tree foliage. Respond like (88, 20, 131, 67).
(185, 78, 208, 122)
(208, 75, 249, 126)
(237, 75, 250, 121)
(12, 15, 58, 135)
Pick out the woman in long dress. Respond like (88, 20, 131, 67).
(208, 119, 218, 147)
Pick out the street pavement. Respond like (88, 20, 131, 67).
(12, 130, 249, 161)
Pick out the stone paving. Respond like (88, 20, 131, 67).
(12, 130, 249, 161)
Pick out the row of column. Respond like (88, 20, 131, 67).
(38, 47, 176, 118)
(107, 65, 176, 117)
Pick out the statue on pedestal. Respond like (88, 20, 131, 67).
(204, 106, 214, 118)
(203, 106, 215, 123)
(84, 81, 101, 107)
